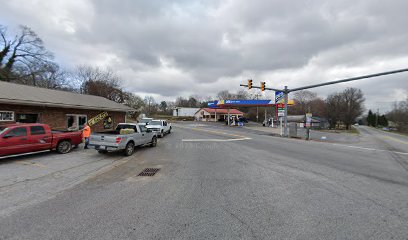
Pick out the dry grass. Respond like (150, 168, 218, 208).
(316, 126, 360, 135)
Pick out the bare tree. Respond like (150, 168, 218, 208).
(0, 25, 53, 81)
(70, 65, 128, 102)
(217, 90, 234, 100)
(235, 89, 249, 99)
(143, 96, 158, 115)
(308, 98, 327, 117)
(387, 97, 408, 132)
(175, 97, 188, 107)
(326, 93, 343, 129)
(123, 93, 145, 119)
(12, 61, 70, 89)
(290, 90, 318, 115)
(326, 88, 365, 129)
(340, 88, 365, 130)
(217, 90, 249, 100)
(187, 96, 199, 107)
(0, 25, 10, 66)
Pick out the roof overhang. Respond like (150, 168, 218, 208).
(0, 99, 134, 112)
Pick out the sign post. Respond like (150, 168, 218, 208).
(280, 117, 283, 136)
(305, 113, 312, 140)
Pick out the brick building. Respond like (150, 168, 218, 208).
(0, 81, 134, 132)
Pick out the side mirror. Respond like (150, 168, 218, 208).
(3, 134, 12, 139)
(146, 129, 152, 133)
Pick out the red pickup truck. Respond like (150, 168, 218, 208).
(0, 123, 83, 158)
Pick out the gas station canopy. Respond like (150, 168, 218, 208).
(208, 99, 294, 109)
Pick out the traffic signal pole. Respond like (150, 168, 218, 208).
(284, 86, 289, 137)
(240, 68, 408, 137)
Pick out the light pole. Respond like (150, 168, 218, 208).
(251, 93, 261, 123)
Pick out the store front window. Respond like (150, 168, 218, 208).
(0, 111, 14, 121)
(66, 115, 87, 131)
(16, 114, 39, 123)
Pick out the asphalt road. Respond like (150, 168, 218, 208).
(1, 123, 408, 239)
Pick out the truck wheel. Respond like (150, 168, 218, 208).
(150, 136, 157, 147)
(57, 140, 72, 154)
(124, 142, 135, 156)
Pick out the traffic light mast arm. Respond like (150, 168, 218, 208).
(288, 68, 408, 92)
(239, 84, 283, 92)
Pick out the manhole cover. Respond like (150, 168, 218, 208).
(138, 168, 160, 176)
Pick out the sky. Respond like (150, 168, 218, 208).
(1, 0, 407, 113)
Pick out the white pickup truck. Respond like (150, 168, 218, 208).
(89, 123, 157, 156)
(146, 119, 172, 138)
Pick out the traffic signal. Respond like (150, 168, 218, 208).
(261, 82, 266, 91)
(248, 79, 253, 89)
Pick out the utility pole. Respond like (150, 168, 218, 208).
(283, 86, 289, 137)
(375, 108, 379, 128)
(264, 108, 267, 125)
(256, 94, 259, 123)
(240, 68, 408, 137)
(252, 93, 261, 123)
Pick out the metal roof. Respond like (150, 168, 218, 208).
(0, 81, 134, 112)
(199, 108, 244, 114)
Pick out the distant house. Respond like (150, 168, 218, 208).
(310, 117, 330, 129)
(195, 108, 243, 122)
(173, 107, 200, 117)
(0, 81, 134, 132)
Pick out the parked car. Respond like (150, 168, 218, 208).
(146, 120, 172, 138)
(139, 117, 153, 126)
(89, 123, 157, 156)
(239, 117, 248, 123)
(0, 123, 83, 158)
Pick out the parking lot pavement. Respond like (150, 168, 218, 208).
(0, 146, 129, 216)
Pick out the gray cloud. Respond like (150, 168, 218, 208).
(0, 0, 407, 112)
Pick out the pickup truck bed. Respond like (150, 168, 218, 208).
(89, 123, 157, 156)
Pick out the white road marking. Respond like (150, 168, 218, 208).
(331, 143, 408, 155)
(182, 137, 252, 142)
(177, 125, 252, 142)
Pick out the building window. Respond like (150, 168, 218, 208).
(78, 116, 87, 129)
(66, 114, 87, 131)
(0, 111, 14, 121)
(16, 114, 39, 123)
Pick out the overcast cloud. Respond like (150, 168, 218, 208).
(1, 0, 407, 112)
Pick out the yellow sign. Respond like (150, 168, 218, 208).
(88, 112, 109, 126)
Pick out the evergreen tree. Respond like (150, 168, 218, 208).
(378, 115, 388, 127)
(367, 110, 376, 126)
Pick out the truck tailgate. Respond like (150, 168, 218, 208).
(89, 134, 121, 147)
